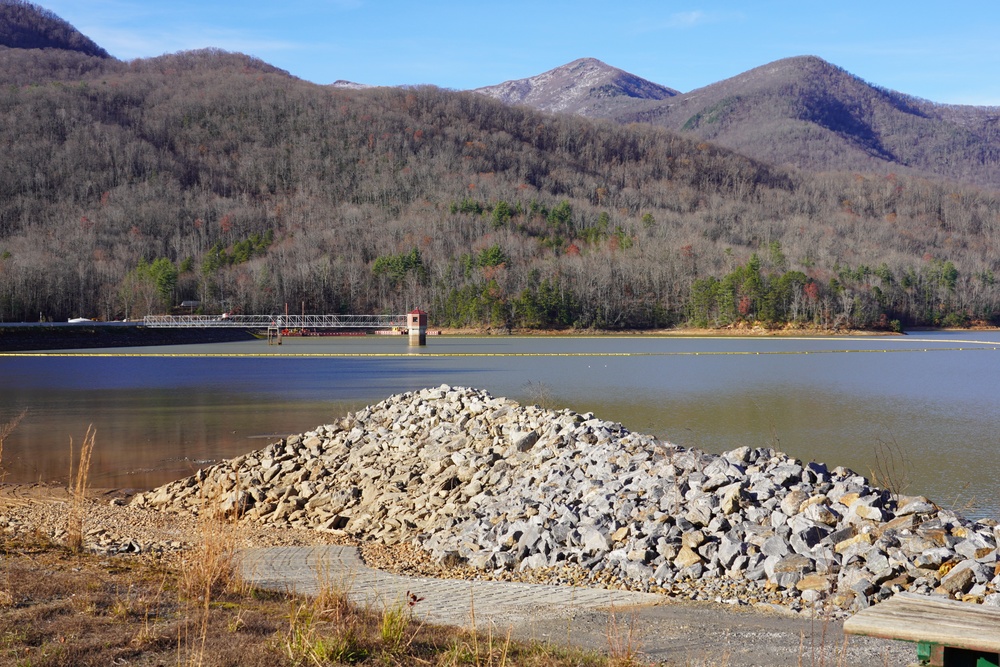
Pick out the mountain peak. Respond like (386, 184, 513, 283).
(474, 57, 678, 116)
(0, 0, 111, 58)
(711, 55, 848, 88)
(330, 79, 373, 90)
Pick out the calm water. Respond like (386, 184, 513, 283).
(0, 332, 998, 519)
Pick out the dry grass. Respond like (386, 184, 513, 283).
(178, 505, 245, 604)
(0, 410, 27, 609)
(794, 603, 855, 667)
(0, 520, 894, 667)
(177, 473, 252, 666)
(0, 533, 287, 666)
(868, 432, 912, 501)
(521, 380, 556, 410)
(66, 425, 96, 553)
(311, 555, 354, 624)
(0, 409, 27, 485)
(604, 604, 644, 667)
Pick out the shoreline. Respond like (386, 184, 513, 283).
(3, 378, 993, 667)
(0, 484, 911, 666)
(4, 321, 997, 353)
(436, 325, 905, 337)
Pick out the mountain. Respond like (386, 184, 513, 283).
(330, 79, 373, 90)
(622, 56, 1000, 188)
(2, 7, 999, 332)
(474, 57, 678, 117)
(0, 0, 110, 57)
(2, 44, 999, 331)
(478, 56, 1000, 191)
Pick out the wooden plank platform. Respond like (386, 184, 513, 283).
(844, 592, 1000, 653)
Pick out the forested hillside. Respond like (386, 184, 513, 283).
(621, 56, 1000, 191)
(480, 56, 1000, 193)
(2, 43, 1000, 329)
(0, 0, 109, 57)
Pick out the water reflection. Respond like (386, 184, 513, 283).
(1, 332, 998, 518)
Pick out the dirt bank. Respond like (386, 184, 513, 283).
(1, 484, 912, 666)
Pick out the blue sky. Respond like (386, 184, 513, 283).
(38, 1, 1000, 105)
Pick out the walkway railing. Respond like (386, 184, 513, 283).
(143, 314, 408, 329)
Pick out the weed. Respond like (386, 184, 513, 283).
(281, 602, 315, 663)
(0, 409, 27, 484)
(438, 587, 517, 667)
(179, 477, 246, 603)
(744, 396, 784, 452)
(131, 571, 169, 650)
(311, 554, 354, 624)
(179, 515, 243, 603)
(868, 431, 913, 503)
(66, 425, 96, 553)
(940, 478, 981, 517)
(683, 653, 731, 667)
(796, 599, 858, 667)
(110, 584, 137, 621)
(522, 380, 555, 410)
(0, 411, 25, 609)
(321, 625, 367, 664)
(445, 626, 591, 667)
(176, 472, 250, 666)
(605, 603, 644, 667)
(226, 606, 246, 633)
(283, 601, 368, 665)
(481, 623, 514, 667)
(379, 598, 411, 653)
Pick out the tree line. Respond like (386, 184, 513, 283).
(1, 48, 1000, 330)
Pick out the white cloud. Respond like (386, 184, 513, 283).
(667, 11, 709, 28)
(633, 10, 744, 34)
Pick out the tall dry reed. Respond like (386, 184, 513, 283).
(178, 469, 248, 666)
(0, 410, 27, 608)
(67, 424, 96, 553)
(0, 409, 27, 484)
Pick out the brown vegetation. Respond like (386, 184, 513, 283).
(0, 531, 642, 667)
(0, 409, 26, 482)
(66, 424, 94, 553)
(0, 0, 110, 58)
(533, 55, 1000, 193)
(2, 17, 1000, 331)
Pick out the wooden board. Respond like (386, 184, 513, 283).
(844, 592, 1000, 653)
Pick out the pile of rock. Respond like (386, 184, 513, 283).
(132, 385, 1000, 613)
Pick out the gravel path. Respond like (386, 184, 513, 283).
(0, 484, 917, 666)
(243, 545, 660, 628)
(242, 544, 913, 666)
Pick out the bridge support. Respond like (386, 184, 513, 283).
(267, 325, 281, 345)
(408, 309, 427, 346)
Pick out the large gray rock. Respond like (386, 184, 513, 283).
(132, 384, 999, 616)
(510, 430, 539, 452)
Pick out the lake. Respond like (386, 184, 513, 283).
(0, 331, 998, 519)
